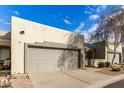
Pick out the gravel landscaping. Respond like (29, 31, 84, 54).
(0, 74, 33, 88)
(11, 78, 33, 88)
(10, 74, 33, 88)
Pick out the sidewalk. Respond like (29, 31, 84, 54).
(86, 72, 124, 88)
(84, 67, 124, 88)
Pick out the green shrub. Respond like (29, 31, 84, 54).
(112, 65, 121, 71)
(120, 64, 124, 70)
(105, 62, 110, 67)
(98, 62, 106, 68)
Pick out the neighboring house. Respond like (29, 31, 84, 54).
(85, 42, 123, 67)
(0, 31, 10, 62)
(0, 16, 84, 74)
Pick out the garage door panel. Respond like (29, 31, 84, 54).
(26, 47, 79, 73)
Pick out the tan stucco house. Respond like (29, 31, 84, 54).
(1, 16, 122, 74)
(0, 16, 84, 74)
(85, 42, 123, 67)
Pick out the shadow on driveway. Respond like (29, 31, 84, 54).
(104, 79, 124, 88)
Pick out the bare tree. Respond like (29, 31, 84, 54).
(68, 32, 85, 68)
(91, 7, 124, 65)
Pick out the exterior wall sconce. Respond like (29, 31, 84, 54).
(20, 31, 25, 35)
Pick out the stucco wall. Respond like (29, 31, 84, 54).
(11, 16, 74, 74)
(107, 43, 123, 63)
(107, 43, 122, 53)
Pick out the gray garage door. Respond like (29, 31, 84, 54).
(25, 47, 79, 73)
(107, 52, 120, 64)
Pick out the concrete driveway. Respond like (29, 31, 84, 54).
(29, 69, 111, 88)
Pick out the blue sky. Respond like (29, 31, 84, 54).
(0, 5, 123, 40)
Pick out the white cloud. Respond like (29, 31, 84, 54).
(64, 19, 72, 25)
(84, 10, 92, 15)
(65, 16, 70, 19)
(84, 6, 94, 15)
(8, 10, 20, 15)
(101, 5, 107, 9)
(89, 14, 100, 20)
(14, 11, 20, 15)
(81, 24, 99, 42)
(87, 6, 94, 12)
(75, 22, 84, 32)
(88, 24, 99, 34)
(0, 19, 10, 25)
(75, 23, 98, 42)
(85, 5, 107, 16)
(96, 5, 107, 13)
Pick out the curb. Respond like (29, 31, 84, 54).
(86, 74, 124, 88)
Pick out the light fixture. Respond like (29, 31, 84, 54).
(20, 31, 25, 35)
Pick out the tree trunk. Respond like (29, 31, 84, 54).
(111, 51, 116, 66)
